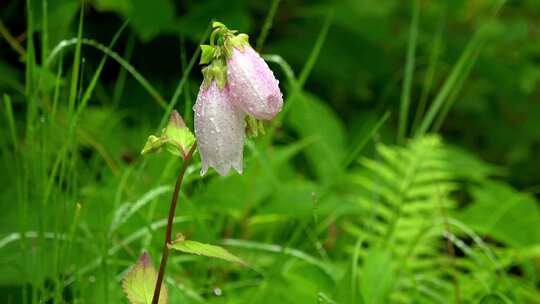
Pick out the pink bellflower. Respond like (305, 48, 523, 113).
(193, 22, 283, 176)
(227, 45, 283, 120)
(194, 81, 245, 176)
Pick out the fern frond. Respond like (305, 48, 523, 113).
(345, 136, 500, 303)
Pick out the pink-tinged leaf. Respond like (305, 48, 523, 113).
(122, 252, 168, 304)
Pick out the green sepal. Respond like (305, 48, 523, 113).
(223, 33, 250, 58)
(212, 21, 227, 30)
(140, 111, 195, 159)
(199, 45, 216, 65)
(141, 135, 167, 155)
(230, 33, 250, 50)
(245, 115, 265, 138)
(202, 59, 227, 89)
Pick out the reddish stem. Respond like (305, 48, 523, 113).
(151, 143, 197, 304)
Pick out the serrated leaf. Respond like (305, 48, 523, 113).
(169, 238, 245, 265)
(199, 45, 216, 65)
(122, 252, 168, 304)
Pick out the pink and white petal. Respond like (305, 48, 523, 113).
(227, 46, 283, 120)
(194, 81, 246, 176)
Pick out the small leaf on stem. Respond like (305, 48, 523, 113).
(168, 236, 246, 265)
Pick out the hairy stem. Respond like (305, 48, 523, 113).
(151, 143, 197, 304)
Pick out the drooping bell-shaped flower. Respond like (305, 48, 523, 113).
(194, 79, 245, 176)
(192, 22, 284, 176)
(226, 40, 283, 121)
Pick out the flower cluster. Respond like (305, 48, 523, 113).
(194, 22, 283, 176)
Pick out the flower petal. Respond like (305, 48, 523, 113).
(227, 46, 283, 120)
(194, 81, 245, 176)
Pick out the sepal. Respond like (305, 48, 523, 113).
(245, 115, 266, 138)
(199, 45, 216, 65)
(202, 60, 227, 89)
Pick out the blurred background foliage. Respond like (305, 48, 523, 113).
(1, 0, 540, 303)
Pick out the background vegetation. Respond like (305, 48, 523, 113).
(1, 0, 540, 303)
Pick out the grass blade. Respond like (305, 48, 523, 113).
(263, 54, 297, 87)
(157, 25, 212, 130)
(265, 11, 333, 142)
(432, 48, 479, 131)
(113, 32, 135, 106)
(3, 94, 17, 147)
(415, 1, 504, 137)
(77, 21, 128, 115)
(68, 3, 84, 114)
(41, 0, 49, 65)
(0, 19, 27, 57)
(343, 111, 390, 169)
(256, 0, 281, 52)
(47, 38, 167, 109)
(415, 34, 480, 138)
(180, 34, 194, 126)
(411, 9, 445, 134)
(398, 0, 420, 145)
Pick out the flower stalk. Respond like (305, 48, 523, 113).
(151, 143, 197, 304)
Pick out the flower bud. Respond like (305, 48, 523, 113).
(226, 45, 283, 120)
(140, 110, 195, 160)
(194, 81, 245, 176)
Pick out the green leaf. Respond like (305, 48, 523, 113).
(122, 252, 167, 304)
(479, 293, 513, 304)
(287, 92, 346, 184)
(169, 237, 245, 265)
(360, 249, 396, 304)
(199, 45, 215, 65)
(458, 181, 540, 247)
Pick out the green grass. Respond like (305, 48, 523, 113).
(1, 0, 540, 303)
